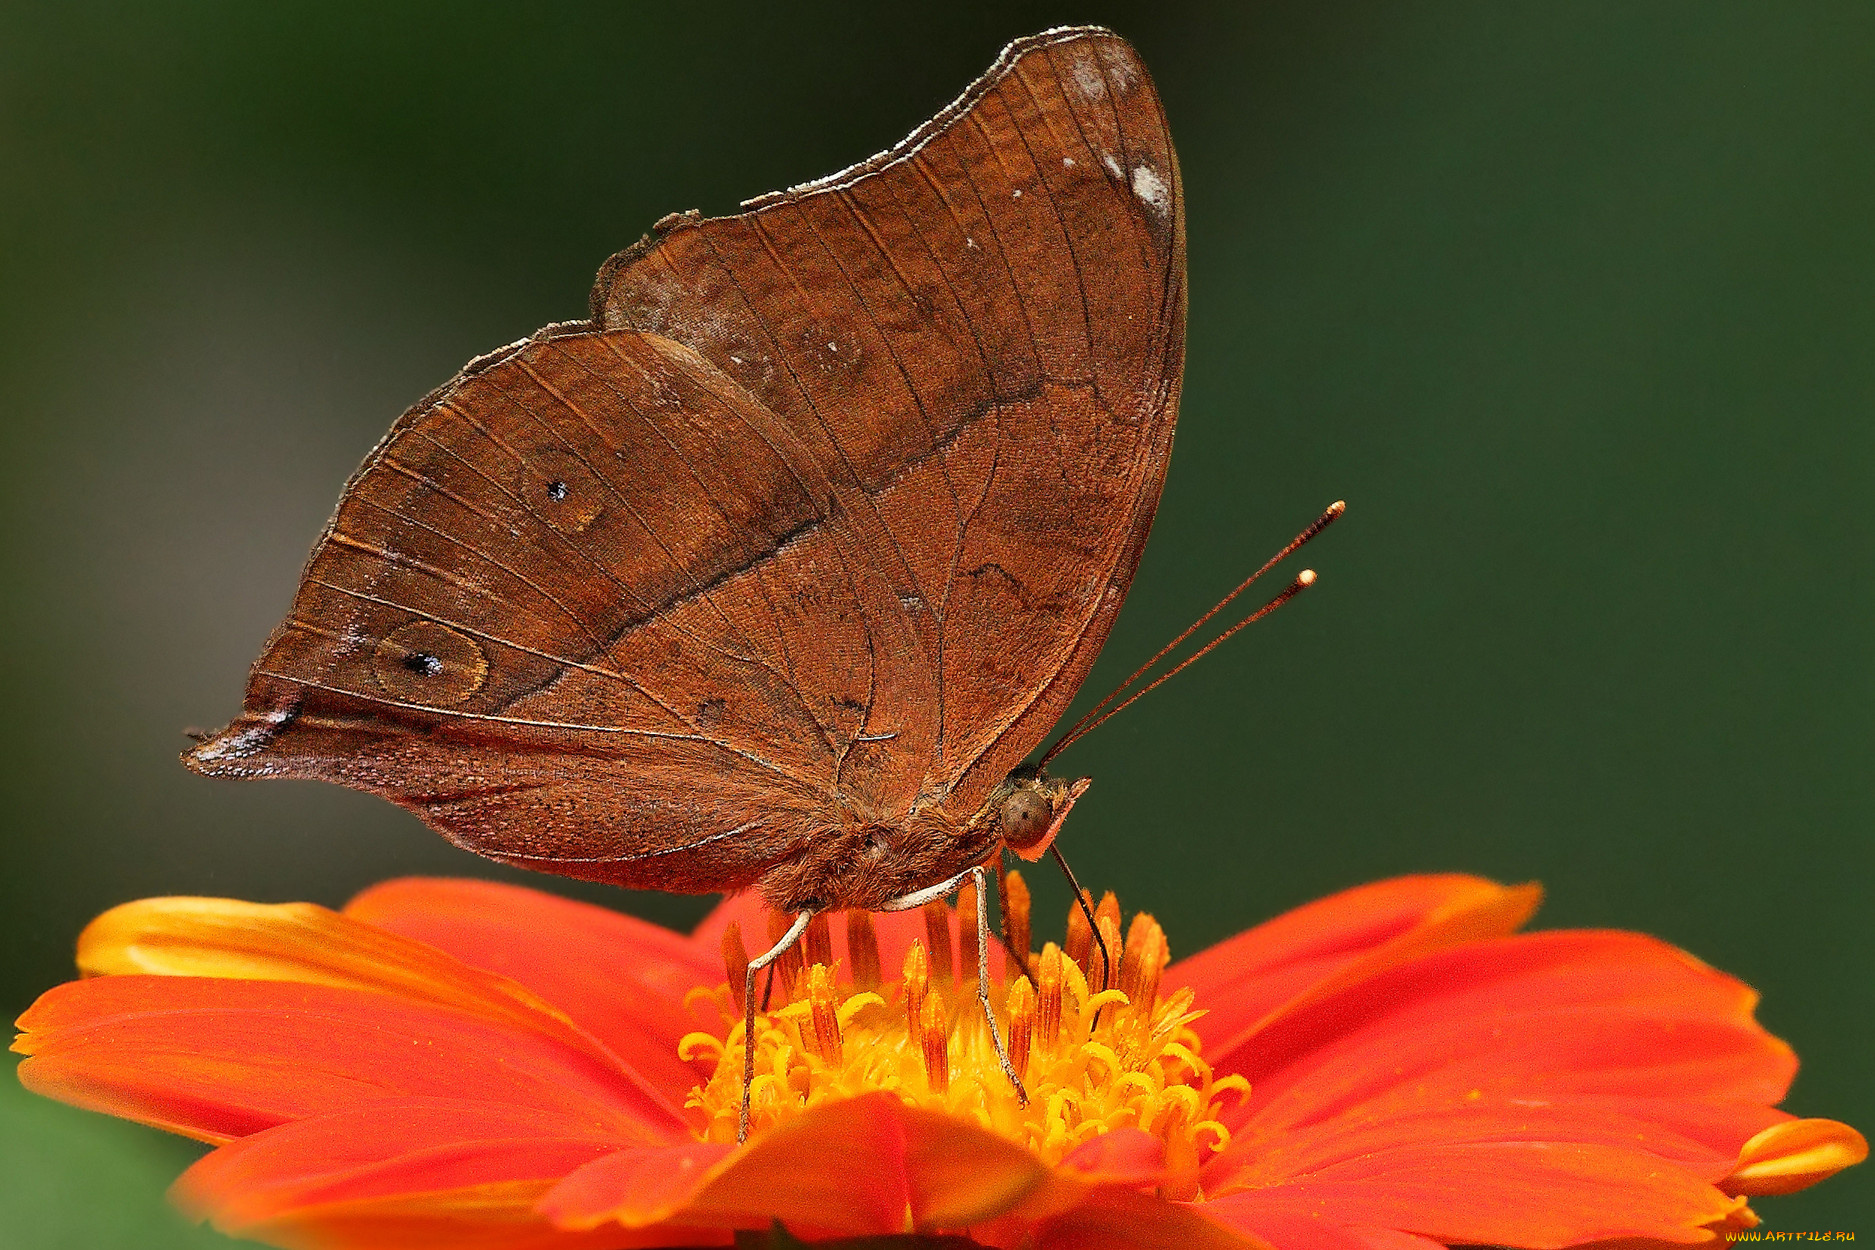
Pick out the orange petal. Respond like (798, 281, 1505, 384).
(1216, 1102, 1744, 1196)
(1202, 1140, 1748, 1249)
(1342, 1227, 1447, 1250)
(1030, 1187, 1267, 1250)
(1205, 930, 1790, 1141)
(1204, 1207, 1448, 1250)
(174, 1098, 624, 1238)
(531, 1140, 735, 1231)
(544, 1092, 1049, 1235)
(1723, 1118, 1867, 1196)
(218, 1180, 693, 1250)
(15, 976, 671, 1145)
(344, 878, 720, 1099)
(993, 1130, 1168, 1227)
(1058, 1128, 1165, 1185)
(76, 895, 685, 1126)
(1168, 875, 1541, 1061)
(1187, 928, 1809, 1247)
(347, 878, 719, 996)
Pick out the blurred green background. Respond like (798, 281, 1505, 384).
(3, 1, 1869, 1243)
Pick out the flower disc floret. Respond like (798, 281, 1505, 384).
(681, 877, 1246, 1191)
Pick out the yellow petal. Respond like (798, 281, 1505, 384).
(1726, 1118, 1868, 1196)
(74, 896, 683, 1125)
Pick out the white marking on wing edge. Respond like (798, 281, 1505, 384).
(1131, 164, 1170, 217)
(1069, 49, 1106, 101)
(193, 706, 295, 761)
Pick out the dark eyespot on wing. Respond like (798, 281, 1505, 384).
(372, 621, 488, 704)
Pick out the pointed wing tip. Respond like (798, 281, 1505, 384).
(181, 720, 274, 778)
(180, 702, 308, 780)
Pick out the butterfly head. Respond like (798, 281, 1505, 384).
(991, 768, 1092, 862)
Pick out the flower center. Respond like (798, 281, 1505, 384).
(679, 874, 1246, 1188)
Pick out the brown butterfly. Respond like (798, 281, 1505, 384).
(184, 26, 1348, 1138)
(187, 26, 1186, 921)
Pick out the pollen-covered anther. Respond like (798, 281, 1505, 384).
(845, 909, 881, 989)
(903, 940, 930, 1037)
(1093, 891, 1121, 991)
(805, 964, 843, 1065)
(1003, 868, 1032, 963)
(722, 922, 750, 1014)
(1123, 914, 1169, 1018)
(1119, 914, 1147, 1000)
(923, 900, 954, 986)
(690, 892, 1248, 1169)
(804, 912, 833, 971)
(1154, 1101, 1201, 1202)
(1036, 943, 1064, 1053)
(919, 988, 950, 1093)
(1005, 975, 1035, 1080)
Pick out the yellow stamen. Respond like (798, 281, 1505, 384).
(1006, 975, 1035, 1080)
(903, 940, 929, 1038)
(845, 909, 881, 990)
(919, 989, 950, 1093)
(688, 891, 1248, 1182)
(923, 901, 954, 987)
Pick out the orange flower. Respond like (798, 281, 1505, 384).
(12, 874, 1862, 1249)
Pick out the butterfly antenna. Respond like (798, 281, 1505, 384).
(1049, 844, 1111, 1006)
(1041, 500, 1345, 765)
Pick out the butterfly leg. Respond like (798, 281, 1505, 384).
(740, 908, 813, 1144)
(878, 864, 977, 911)
(971, 865, 1029, 1108)
(882, 868, 1029, 1106)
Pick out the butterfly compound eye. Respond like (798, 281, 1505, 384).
(999, 789, 1054, 851)
(372, 620, 489, 705)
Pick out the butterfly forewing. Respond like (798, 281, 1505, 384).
(594, 31, 1184, 812)
(189, 27, 1185, 900)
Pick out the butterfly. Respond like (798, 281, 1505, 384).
(186, 26, 1186, 927)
